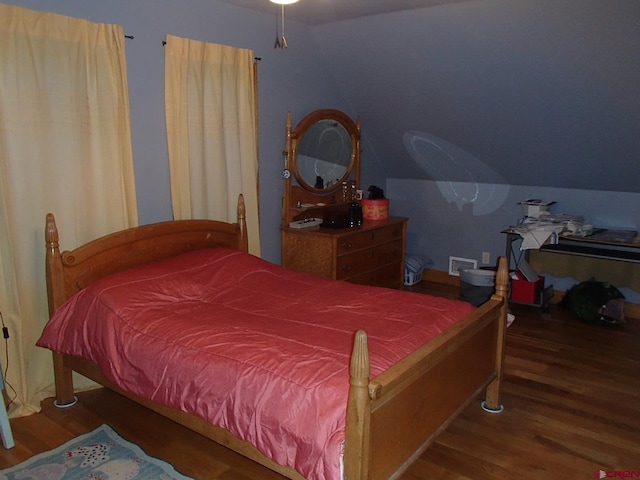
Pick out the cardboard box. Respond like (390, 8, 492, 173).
(511, 272, 545, 304)
(518, 199, 555, 217)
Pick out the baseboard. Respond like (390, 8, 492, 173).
(422, 269, 640, 320)
(623, 302, 640, 320)
(423, 269, 460, 287)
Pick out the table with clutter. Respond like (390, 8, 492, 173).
(502, 199, 640, 312)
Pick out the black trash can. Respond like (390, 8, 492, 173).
(459, 268, 496, 306)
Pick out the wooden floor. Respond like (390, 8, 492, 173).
(1, 282, 639, 479)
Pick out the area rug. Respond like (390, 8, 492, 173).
(0, 424, 194, 480)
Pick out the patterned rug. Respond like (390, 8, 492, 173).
(0, 424, 194, 480)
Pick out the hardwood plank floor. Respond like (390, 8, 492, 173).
(1, 282, 639, 479)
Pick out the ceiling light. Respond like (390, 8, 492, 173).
(269, 0, 298, 4)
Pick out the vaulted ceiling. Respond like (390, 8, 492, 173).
(223, 0, 640, 194)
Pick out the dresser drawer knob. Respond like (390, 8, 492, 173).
(342, 264, 352, 272)
(342, 242, 352, 250)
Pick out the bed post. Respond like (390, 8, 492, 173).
(236, 194, 249, 253)
(281, 111, 293, 226)
(45, 214, 78, 407)
(343, 330, 371, 480)
(45, 214, 66, 317)
(482, 255, 509, 413)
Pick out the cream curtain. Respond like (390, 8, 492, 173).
(0, 5, 138, 416)
(165, 35, 261, 255)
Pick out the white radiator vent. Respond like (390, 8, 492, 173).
(448, 256, 478, 276)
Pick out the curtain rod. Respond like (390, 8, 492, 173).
(158, 39, 261, 61)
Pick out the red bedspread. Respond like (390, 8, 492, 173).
(37, 248, 474, 480)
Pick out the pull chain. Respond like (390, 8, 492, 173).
(280, 4, 288, 48)
(274, 4, 288, 49)
(274, 4, 281, 49)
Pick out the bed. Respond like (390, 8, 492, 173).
(39, 194, 509, 480)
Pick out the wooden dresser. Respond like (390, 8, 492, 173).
(281, 217, 408, 289)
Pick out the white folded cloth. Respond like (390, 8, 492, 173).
(514, 223, 565, 250)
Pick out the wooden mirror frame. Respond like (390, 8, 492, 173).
(282, 109, 361, 225)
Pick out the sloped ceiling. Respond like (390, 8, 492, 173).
(227, 0, 640, 194)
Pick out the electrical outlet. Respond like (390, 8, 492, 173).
(482, 252, 490, 264)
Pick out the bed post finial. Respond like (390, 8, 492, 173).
(45, 214, 65, 316)
(350, 330, 370, 383)
(344, 330, 371, 480)
(45, 213, 59, 253)
(493, 255, 509, 301)
(236, 194, 248, 253)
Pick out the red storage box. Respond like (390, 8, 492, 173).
(511, 272, 544, 304)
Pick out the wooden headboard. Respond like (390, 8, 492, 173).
(45, 194, 248, 316)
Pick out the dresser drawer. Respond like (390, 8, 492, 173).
(336, 238, 403, 280)
(336, 223, 404, 255)
(345, 262, 403, 288)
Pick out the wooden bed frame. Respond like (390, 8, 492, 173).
(44, 194, 509, 480)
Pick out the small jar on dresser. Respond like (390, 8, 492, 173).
(281, 217, 408, 289)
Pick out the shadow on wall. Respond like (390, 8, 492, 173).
(403, 131, 510, 216)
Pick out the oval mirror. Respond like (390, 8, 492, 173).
(290, 109, 360, 193)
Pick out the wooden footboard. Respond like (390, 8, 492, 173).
(44, 197, 509, 480)
(344, 256, 509, 480)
